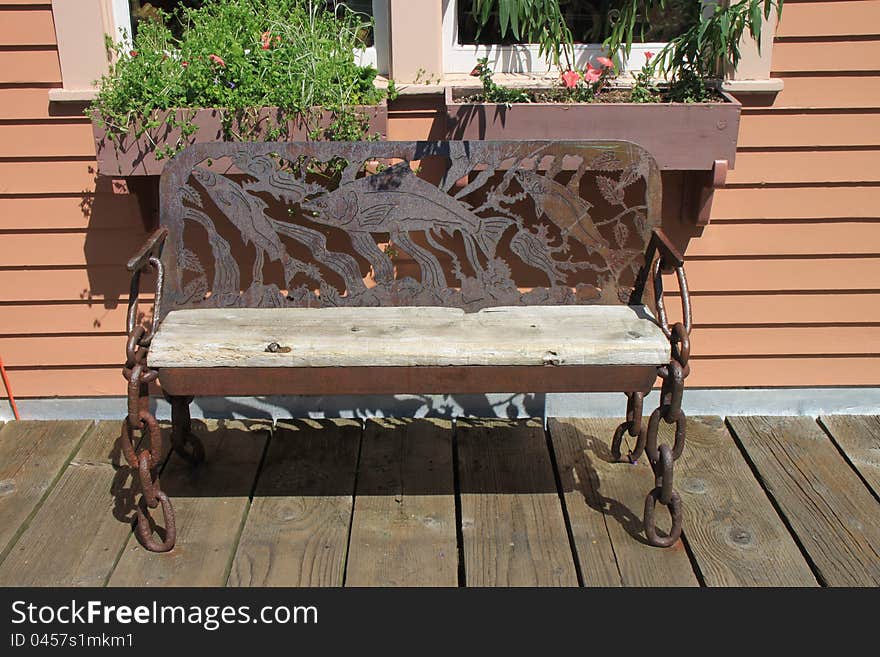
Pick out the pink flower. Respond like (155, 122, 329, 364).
(129, 50, 138, 57)
(261, 31, 272, 50)
(208, 54, 225, 67)
(645, 51, 655, 62)
(583, 64, 602, 83)
(595, 56, 614, 69)
(561, 69, 580, 88)
(181, 61, 189, 68)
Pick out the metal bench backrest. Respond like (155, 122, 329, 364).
(157, 140, 661, 321)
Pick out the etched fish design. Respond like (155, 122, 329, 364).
(302, 162, 513, 260)
(514, 169, 610, 252)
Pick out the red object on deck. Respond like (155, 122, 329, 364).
(0, 353, 20, 420)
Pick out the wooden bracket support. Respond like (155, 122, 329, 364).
(682, 159, 728, 226)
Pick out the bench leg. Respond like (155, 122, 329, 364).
(168, 395, 206, 465)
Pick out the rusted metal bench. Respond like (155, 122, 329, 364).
(122, 139, 692, 552)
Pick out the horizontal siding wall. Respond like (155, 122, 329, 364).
(1, 0, 879, 400)
(686, 0, 880, 387)
(0, 1, 152, 398)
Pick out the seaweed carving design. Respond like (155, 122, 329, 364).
(158, 140, 661, 318)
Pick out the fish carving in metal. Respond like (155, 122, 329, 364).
(301, 161, 514, 263)
(157, 140, 661, 316)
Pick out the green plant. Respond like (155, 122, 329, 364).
(470, 0, 575, 70)
(470, 1, 784, 103)
(629, 51, 660, 103)
(472, 58, 531, 104)
(648, 0, 784, 82)
(90, 0, 387, 157)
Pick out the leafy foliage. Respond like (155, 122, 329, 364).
(471, 0, 576, 69)
(90, 0, 387, 156)
(470, 0, 784, 103)
(472, 58, 531, 104)
(648, 0, 785, 80)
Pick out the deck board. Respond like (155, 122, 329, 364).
(728, 416, 880, 586)
(0, 420, 92, 563)
(1, 416, 878, 587)
(671, 416, 818, 587)
(548, 417, 699, 587)
(227, 419, 360, 587)
(0, 422, 141, 586)
(345, 419, 458, 587)
(457, 418, 578, 587)
(108, 420, 269, 587)
(818, 415, 880, 501)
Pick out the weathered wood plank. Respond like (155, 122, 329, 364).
(729, 416, 880, 586)
(108, 420, 269, 587)
(457, 418, 578, 587)
(346, 418, 457, 587)
(547, 418, 699, 587)
(0, 422, 141, 586)
(818, 415, 880, 500)
(671, 416, 818, 586)
(228, 419, 360, 587)
(548, 418, 625, 587)
(149, 306, 670, 369)
(0, 420, 92, 563)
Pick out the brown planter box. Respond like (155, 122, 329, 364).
(444, 87, 740, 171)
(92, 101, 389, 176)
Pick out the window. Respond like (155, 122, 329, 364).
(443, 0, 700, 74)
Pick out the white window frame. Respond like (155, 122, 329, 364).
(442, 0, 703, 74)
(111, 0, 390, 75)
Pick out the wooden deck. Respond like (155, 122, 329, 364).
(0, 415, 877, 587)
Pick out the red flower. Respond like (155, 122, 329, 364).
(261, 31, 272, 50)
(208, 54, 225, 67)
(129, 50, 138, 57)
(181, 61, 189, 68)
(595, 56, 614, 69)
(470, 65, 481, 77)
(561, 69, 580, 88)
(583, 64, 602, 83)
(645, 51, 655, 62)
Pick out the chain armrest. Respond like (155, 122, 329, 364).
(126, 227, 168, 337)
(651, 228, 684, 272)
(127, 227, 168, 273)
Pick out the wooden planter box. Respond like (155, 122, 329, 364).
(444, 87, 740, 171)
(92, 101, 389, 176)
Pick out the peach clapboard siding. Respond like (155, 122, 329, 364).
(1, 0, 880, 398)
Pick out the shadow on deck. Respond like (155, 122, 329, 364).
(0, 415, 877, 587)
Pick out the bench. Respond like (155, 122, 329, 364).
(121, 139, 692, 552)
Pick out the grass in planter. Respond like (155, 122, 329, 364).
(91, 0, 387, 158)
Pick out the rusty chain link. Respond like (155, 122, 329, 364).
(618, 248, 692, 547)
(120, 249, 178, 553)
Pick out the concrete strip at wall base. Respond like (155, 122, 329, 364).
(3, 388, 879, 422)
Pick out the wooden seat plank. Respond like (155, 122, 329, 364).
(0, 422, 144, 586)
(547, 418, 699, 587)
(228, 419, 360, 587)
(149, 306, 670, 369)
(818, 415, 880, 500)
(0, 420, 92, 563)
(108, 420, 269, 587)
(729, 416, 880, 586)
(345, 418, 458, 587)
(670, 416, 817, 586)
(457, 418, 578, 587)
